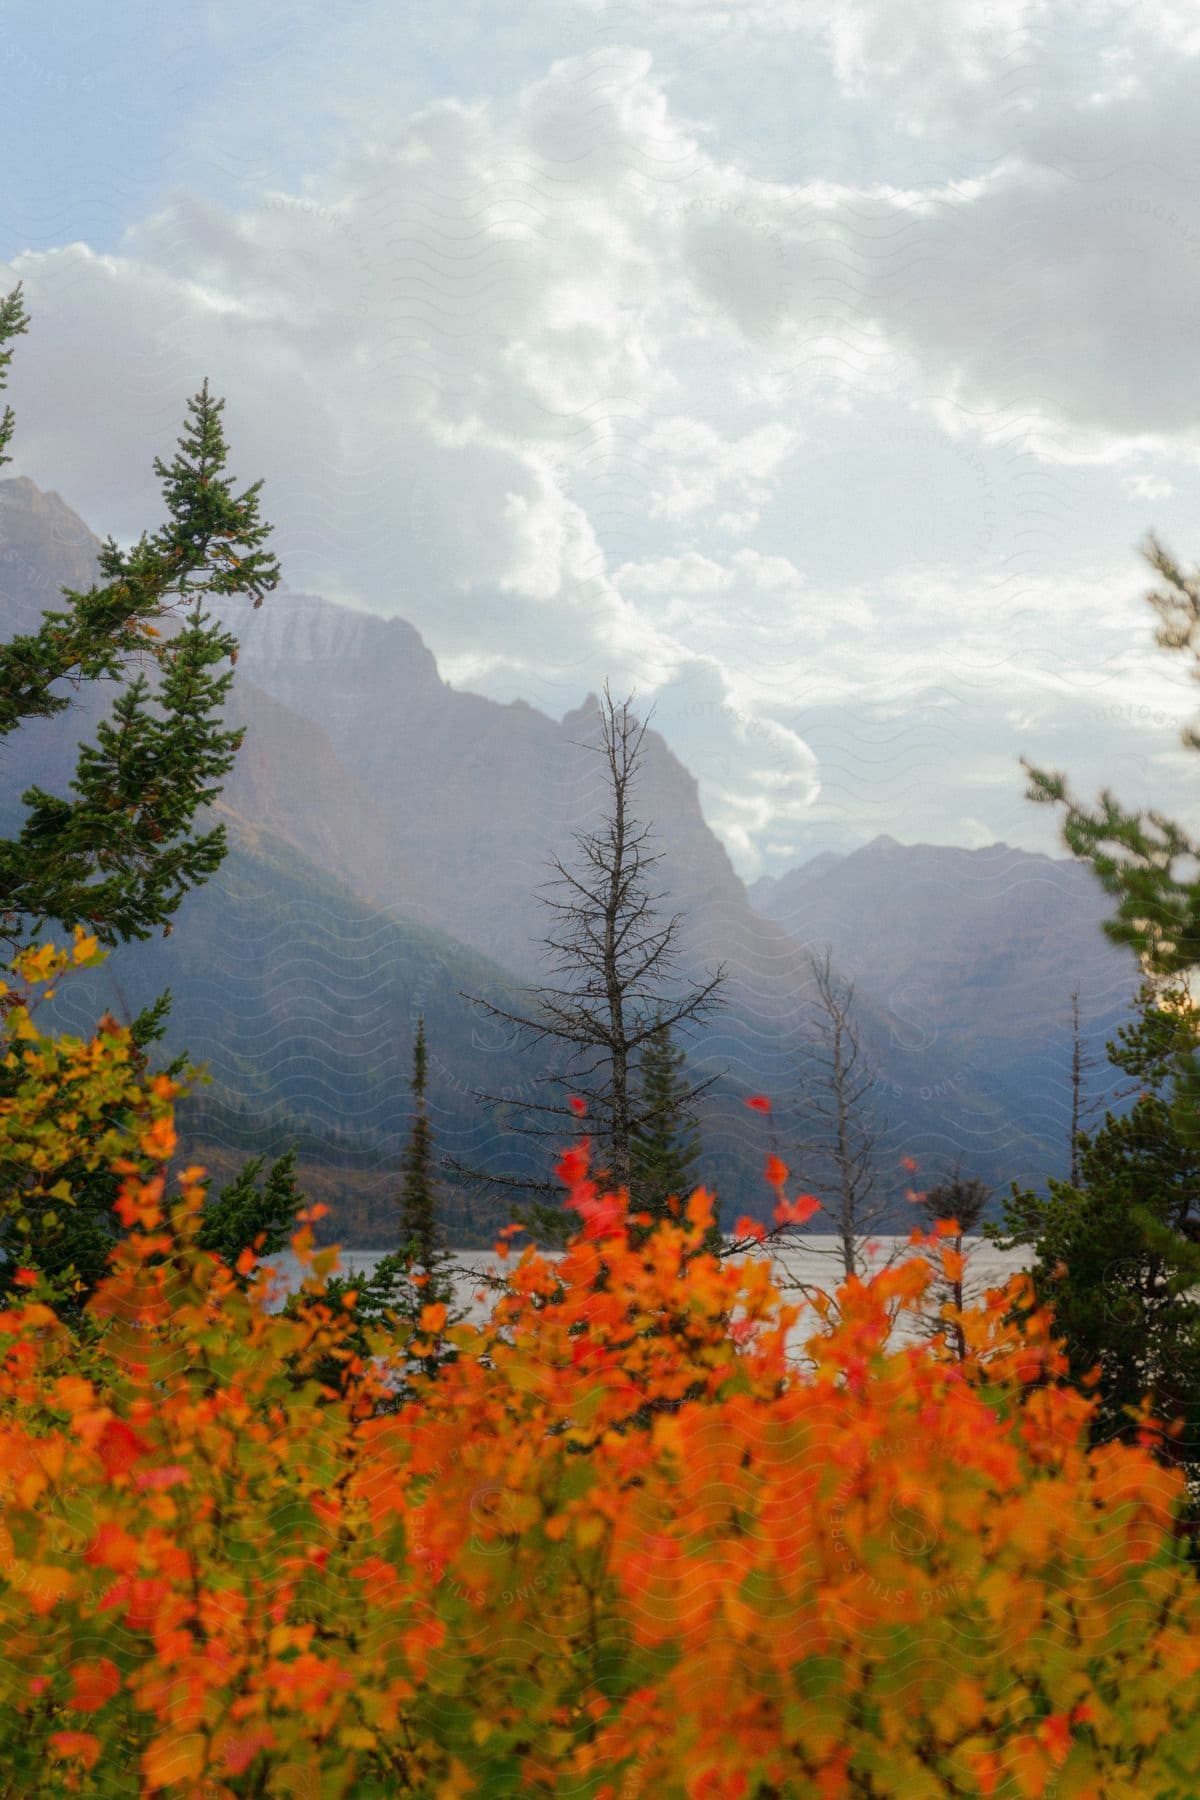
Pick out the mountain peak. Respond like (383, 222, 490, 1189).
(0, 475, 104, 617)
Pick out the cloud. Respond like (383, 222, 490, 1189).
(1125, 472, 1175, 503)
(6, 22, 1200, 877)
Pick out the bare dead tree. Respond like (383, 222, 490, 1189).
(791, 945, 890, 1279)
(451, 685, 725, 1222)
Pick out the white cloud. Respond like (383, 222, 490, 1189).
(1125, 472, 1175, 503)
(7, 18, 1200, 876)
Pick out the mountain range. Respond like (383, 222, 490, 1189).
(0, 475, 1142, 1238)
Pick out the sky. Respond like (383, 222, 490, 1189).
(4, 0, 1200, 878)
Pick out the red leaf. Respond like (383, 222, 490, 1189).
(50, 1733, 100, 1770)
(97, 1419, 150, 1481)
(734, 1216, 766, 1242)
(70, 1658, 121, 1713)
(764, 1153, 788, 1188)
(220, 1725, 277, 1775)
(1040, 1712, 1072, 1761)
(555, 1142, 591, 1188)
(568, 1095, 587, 1117)
(774, 1194, 821, 1227)
(133, 1465, 189, 1492)
(744, 1095, 771, 1114)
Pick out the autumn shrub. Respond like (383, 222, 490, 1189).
(1, 951, 1199, 1796)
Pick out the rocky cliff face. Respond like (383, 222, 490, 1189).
(0, 478, 399, 905)
(219, 587, 749, 977)
(0, 477, 100, 620)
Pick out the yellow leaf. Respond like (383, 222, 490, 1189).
(143, 1731, 206, 1789)
(437, 1761, 477, 1800)
(574, 1513, 606, 1548)
(337, 1726, 377, 1750)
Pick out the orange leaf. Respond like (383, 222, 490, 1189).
(143, 1731, 206, 1790)
(686, 1188, 717, 1231)
(140, 1115, 177, 1162)
(764, 1153, 788, 1188)
(940, 1247, 966, 1284)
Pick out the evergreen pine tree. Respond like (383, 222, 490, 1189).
(990, 979, 1200, 1506)
(0, 289, 280, 1314)
(197, 1150, 304, 1275)
(399, 1014, 449, 1300)
(300, 1020, 455, 1400)
(0, 285, 28, 470)
(0, 294, 281, 953)
(1023, 536, 1200, 1143)
(630, 1015, 706, 1237)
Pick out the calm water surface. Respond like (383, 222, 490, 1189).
(267, 1236, 1032, 1360)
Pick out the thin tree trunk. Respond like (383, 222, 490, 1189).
(605, 740, 631, 1191)
(1070, 988, 1083, 1187)
(834, 1012, 855, 1278)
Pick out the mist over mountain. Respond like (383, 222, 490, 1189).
(749, 832, 1133, 1049)
(0, 476, 1143, 1234)
(215, 585, 748, 979)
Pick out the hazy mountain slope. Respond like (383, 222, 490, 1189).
(41, 828, 561, 1246)
(2, 475, 1138, 1220)
(222, 585, 1137, 1156)
(0, 476, 403, 909)
(748, 834, 1139, 1157)
(216, 586, 1097, 1199)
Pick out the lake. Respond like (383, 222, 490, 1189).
(266, 1235, 1033, 1361)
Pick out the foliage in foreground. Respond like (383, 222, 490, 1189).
(0, 963, 1199, 1796)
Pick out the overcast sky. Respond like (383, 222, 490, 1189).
(4, 0, 1200, 877)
